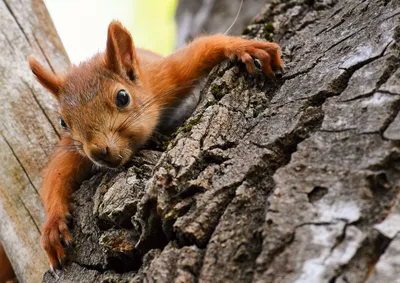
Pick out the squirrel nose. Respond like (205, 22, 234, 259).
(91, 145, 109, 160)
(88, 143, 122, 168)
(87, 140, 123, 168)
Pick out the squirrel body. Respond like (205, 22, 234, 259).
(28, 21, 283, 269)
(0, 242, 16, 283)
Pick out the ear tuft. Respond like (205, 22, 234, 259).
(105, 21, 138, 80)
(28, 56, 63, 97)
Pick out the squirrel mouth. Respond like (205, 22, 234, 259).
(86, 150, 126, 169)
(91, 158, 123, 169)
(84, 141, 133, 169)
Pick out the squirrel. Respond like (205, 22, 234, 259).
(0, 242, 16, 283)
(28, 21, 283, 270)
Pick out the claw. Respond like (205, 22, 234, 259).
(42, 215, 72, 272)
(64, 238, 73, 248)
(65, 214, 73, 229)
(60, 234, 73, 249)
(49, 265, 60, 279)
(254, 59, 262, 70)
(267, 72, 277, 82)
(274, 69, 283, 79)
(58, 257, 65, 270)
(55, 259, 62, 270)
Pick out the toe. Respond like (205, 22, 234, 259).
(65, 214, 73, 229)
(274, 69, 283, 79)
(42, 232, 59, 269)
(59, 221, 72, 247)
(49, 228, 66, 267)
(253, 49, 273, 74)
(240, 53, 256, 73)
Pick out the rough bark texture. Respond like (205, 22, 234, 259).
(43, 0, 400, 282)
(0, 0, 69, 282)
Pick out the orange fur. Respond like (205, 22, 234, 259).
(145, 35, 282, 105)
(0, 242, 16, 283)
(28, 56, 64, 97)
(39, 133, 92, 268)
(29, 21, 283, 269)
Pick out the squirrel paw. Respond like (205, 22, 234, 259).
(231, 40, 283, 76)
(41, 214, 72, 270)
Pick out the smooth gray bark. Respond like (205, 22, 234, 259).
(0, 0, 69, 282)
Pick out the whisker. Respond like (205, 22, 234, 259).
(126, 79, 198, 124)
(118, 100, 192, 136)
(52, 148, 81, 153)
(113, 94, 159, 133)
(121, 107, 174, 130)
(54, 145, 82, 149)
(114, 79, 199, 133)
(110, 110, 120, 136)
(64, 136, 83, 144)
(223, 0, 243, 35)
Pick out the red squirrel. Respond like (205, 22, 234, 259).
(0, 242, 16, 283)
(28, 21, 283, 269)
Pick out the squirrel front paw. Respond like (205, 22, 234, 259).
(41, 214, 72, 269)
(228, 40, 283, 76)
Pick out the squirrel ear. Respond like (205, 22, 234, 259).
(28, 56, 63, 97)
(105, 21, 138, 80)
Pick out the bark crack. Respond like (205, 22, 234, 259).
(1, 30, 13, 49)
(24, 80, 60, 138)
(0, 131, 39, 194)
(2, 0, 31, 46)
(16, 194, 40, 234)
(33, 33, 56, 74)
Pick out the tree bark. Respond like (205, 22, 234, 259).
(0, 0, 69, 282)
(43, 0, 400, 282)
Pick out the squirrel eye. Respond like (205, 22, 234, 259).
(59, 117, 68, 130)
(116, 89, 130, 109)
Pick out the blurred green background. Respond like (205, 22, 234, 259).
(44, 0, 178, 64)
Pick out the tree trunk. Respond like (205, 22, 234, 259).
(42, 0, 400, 282)
(0, 0, 69, 282)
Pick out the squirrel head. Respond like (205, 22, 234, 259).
(28, 21, 159, 168)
